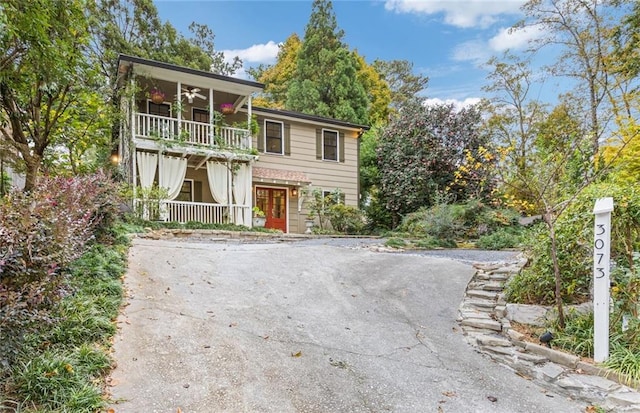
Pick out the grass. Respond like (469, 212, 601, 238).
(1, 222, 130, 412)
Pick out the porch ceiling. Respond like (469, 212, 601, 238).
(119, 55, 263, 97)
(253, 167, 310, 186)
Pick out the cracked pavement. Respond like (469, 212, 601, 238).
(108, 237, 587, 412)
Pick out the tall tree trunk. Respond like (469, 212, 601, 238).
(22, 154, 41, 193)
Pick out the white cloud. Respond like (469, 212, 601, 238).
(423, 97, 482, 111)
(221, 41, 280, 65)
(384, 0, 525, 29)
(452, 40, 491, 65)
(488, 25, 543, 51)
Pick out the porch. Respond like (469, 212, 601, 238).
(134, 199, 252, 226)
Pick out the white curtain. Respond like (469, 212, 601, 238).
(232, 163, 251, 226)
(136, 152, 158, 220)
(159, 155, 187, 200)
(206, 161, 228, 205)
(136, 152, 158, 189)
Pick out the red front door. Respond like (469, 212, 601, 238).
(256, 187, 287, 232)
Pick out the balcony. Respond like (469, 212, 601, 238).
(134, 113, 252, 152)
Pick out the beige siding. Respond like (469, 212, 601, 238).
(253, 115, 360, 233)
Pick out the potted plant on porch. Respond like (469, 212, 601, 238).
(252, 206, 266, 228)
(150, 88, 165, 104)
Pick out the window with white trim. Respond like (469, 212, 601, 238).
(265, 120, 284, 154)
(148, 101, 170, 117)
(175, 180, 193, 202)
(192, 108, 209, 123)
(323, 129, 339, 161)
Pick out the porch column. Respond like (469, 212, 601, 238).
(227, 160, 233, 224)
(176, 82, 182, 136)
(130, 76, 137, 199)
(247, 94, 252, 149)
(209, 88, 214, 145)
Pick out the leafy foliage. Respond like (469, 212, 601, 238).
(506, 181, 640, 305)
(377, 101, 491, 226)
(2, 233, 127, 412)
(372, 59, 429, 111)
(0, 0, 100, 191)
(397, 199, 521, 246)
(285, 0, 369, 124)
(249, 34, 302, 109)
(0, 173, 121, 366)
(327, 203, 365, 234)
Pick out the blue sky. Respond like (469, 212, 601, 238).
(155, 0, 548, 109)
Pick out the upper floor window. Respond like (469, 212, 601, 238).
(192, 108, 209, 123)
(323, 129, 339, 161)
(148, 101, 170, 117)
(265, 120, 284, 154)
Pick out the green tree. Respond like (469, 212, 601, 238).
(483, 53, 548, 212)
(354, 52, 391, 125)
(286, 0, 369, 124)
(249, 34, 302, 109)
(377, 100, 490, 227)
(518, 0, 634, 161)
(88, 0, 240, 92)
(0, 0, 100, 191)
(372, 59, 429, 111)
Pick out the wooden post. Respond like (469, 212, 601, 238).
(593, 197, 614, 363)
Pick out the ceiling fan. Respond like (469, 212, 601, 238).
(181, 86, 206, 103)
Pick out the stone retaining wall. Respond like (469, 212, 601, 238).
(458, 255, 640, 411)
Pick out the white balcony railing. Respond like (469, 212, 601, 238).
(134, 199, 252, 226)
(134, 113, 251, 151)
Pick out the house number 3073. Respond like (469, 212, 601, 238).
(595, 224, 606, 279)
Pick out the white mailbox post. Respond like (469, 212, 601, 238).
(593, 197, 614, 363)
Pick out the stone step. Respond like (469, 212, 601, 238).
(482, 345, 515, 356)
(467, 290, 498, 300)
(461, 317, 502, 331)
(489, 266, 520, 274)
(465, 298, 496, 309)
(515, 351, 547, 364)
(476, 334, 512, 347)
(481, 281, 505, 291)
(488, 273, 511, 282)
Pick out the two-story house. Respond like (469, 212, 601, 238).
(116, 55, 367, 233)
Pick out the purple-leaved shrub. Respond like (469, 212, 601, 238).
(0, 172, 120, 364)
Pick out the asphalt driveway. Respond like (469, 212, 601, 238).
(108, 237, 586, 412)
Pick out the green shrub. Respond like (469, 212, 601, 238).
(399, 204, 464, 242)
(477, 227, 523, 250)
(328, 204, 365, 234)
(507, 181, 640, 305)
(2, 220, 128, 411)
(505, 263, 557, 304)
(412, 236, 442, 249)
(547, 310, 594, 358)
(398, 199, 521, 243)
(385, 237, 407, 248)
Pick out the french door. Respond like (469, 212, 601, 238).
(255, 187, 287, 232)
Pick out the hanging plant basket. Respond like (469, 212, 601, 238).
(220, 103, 234, 114)
(150, 88, 165, 104)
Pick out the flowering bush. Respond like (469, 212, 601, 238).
(0, 172, 121, 363)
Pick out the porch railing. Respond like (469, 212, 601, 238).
(134, 199, 251, 226)
(134, 113, 251, 150)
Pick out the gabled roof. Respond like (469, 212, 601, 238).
(250, 106, 370, 133)
(117, 54, 264, 96)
